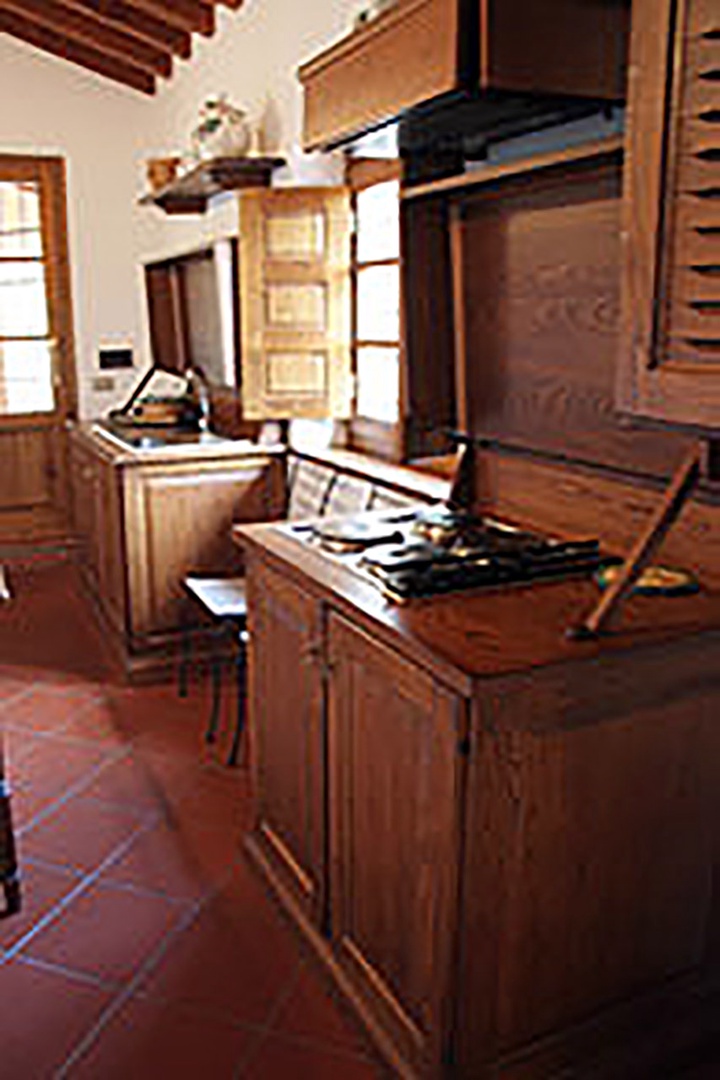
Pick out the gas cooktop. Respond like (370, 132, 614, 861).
(287, 505, 611, 603)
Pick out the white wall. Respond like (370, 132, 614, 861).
(0, 0, 363, 417)
(134, 0, 359, 261)
(0, 34, 158, 417)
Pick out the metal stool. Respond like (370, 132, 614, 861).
(178, 576, 248, 767)
(0, 742, 21, 918)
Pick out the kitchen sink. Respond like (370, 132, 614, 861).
(91, 422, 251, 453)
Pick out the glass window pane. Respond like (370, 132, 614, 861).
(357, 265, 399, 342)
(0, 261, 49, 336)
(356, 181, 399, 263)
(0, 181, 42, 257)
(0, 340, 54, 414)
(356, 345, 399, 423)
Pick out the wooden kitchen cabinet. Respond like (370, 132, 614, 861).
(69, 426, 283, 679)
(327, 614, 465, 1073)
(299, 0, 459, 151)
(619, 0, 720, 430)
(69, 437, 124, 631)
(245, 559, 327, 923)
(123, 457, 270, 637)
(299, 0, 630, 152)
(237, 521, 720, 1079)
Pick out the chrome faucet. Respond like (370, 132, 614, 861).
(185, 366, 211, 432)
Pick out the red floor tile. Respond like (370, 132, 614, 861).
(270, 963, 376, 1057)
(241, 1034, 385, 1079)
(20, 794, 145, 872)
(66, 994, 260, 1079)
(0, 860, 79, 952)
(79, 750, 195, 812)
(58, 695, 129, 744)
(98, 817, 236, 901)
(0, 959, 114, 1077)
(23, 881, 187, 983)
(136, 864, 301, 1026)
(2, 685, 101, 734)
(12, 736, 115, 797)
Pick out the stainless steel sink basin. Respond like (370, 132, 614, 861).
(92, 423, 251, 453)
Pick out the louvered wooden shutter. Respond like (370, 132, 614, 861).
(238, 187, 352, 420)
(620, 0, 720, 430)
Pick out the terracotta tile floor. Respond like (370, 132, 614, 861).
(0, 556, 385, 1079)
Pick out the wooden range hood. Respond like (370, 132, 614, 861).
(299, 0, 631, 167)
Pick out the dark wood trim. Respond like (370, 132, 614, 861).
(126, 0, 215, 36)
(402, 135, 625, 202)
(0, 9, 155, 93)
(67, 0, 192, 57)
(1, 0, 173, 76)
(139, 157, 285, 215)
(345, 156, 402, 191)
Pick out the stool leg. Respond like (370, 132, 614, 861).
(205, 654, 222, 745)
(178, 625, 191, 699)
(227, 630, 247, 768)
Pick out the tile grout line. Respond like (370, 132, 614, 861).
(231, 961, 305, 1079)
(0, 683, 39, 718)
(15, 744, 134, 837)
(14, 953, 126, 994)
(53, 887, 218, 1078)
(19, 853, 214, 907)
(54, 849, 266, 1078)
(2, 814, 157, 964)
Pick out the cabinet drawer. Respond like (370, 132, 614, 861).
(300, 0, 459, 150)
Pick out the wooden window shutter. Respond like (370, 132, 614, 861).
(238, 187, 352, 419)
(661, 0, 720, 373)
(621, 0, 720, 429)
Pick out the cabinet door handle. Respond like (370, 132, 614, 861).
(301, 641, 323, 665)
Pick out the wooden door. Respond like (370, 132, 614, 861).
(245, 558, 326, 922)
(0, 156, 76, 544)
(327, 614, 466, 1073)
(238, 187, 352, 420)
(618, 0, 720, 430)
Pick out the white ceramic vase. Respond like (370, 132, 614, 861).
(191, 97, 251, 160)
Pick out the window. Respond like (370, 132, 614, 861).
(0, 174, 56, 414)
(348, 161, 402, 458)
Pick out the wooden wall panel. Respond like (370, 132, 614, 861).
(0, 427, 55, 510)
(457, 160, 704, 478)
(482, 451, 720, 588)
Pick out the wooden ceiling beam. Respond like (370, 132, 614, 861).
(1, 0, 173, 77)
(68, 0, 192, 60)
(124, 1, 215, 37)
(0, 9, 155, 93)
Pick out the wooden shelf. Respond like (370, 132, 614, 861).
(401, 135, 625, 202)
(140, 156, 286, 215)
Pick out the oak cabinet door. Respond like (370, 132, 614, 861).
(619, 0, 720, 429)
(238, 187, 352, 420)
(246, 559, 326, 922)
(124, 459, 267, 638)
(94, 456, 125, 634)
(327, 614, 466, 1073)
(70, 439, 101, 592)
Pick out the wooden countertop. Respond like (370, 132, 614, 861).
(70, 422, 285, 468)
(234, 519, 720, 700)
